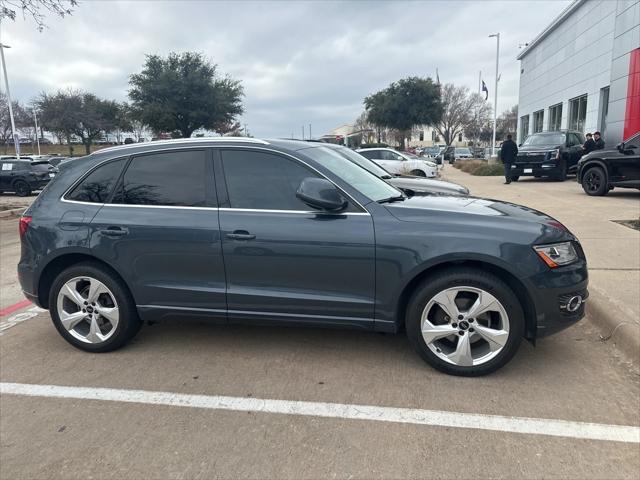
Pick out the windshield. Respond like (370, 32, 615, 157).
(301, 146, 402, 202)
(523, 133, 565, 146)
(456, 148, 471, 154)
(329, 146, 393, 178)
(423, 147, 441, 156)
(31, 162, 52, 172)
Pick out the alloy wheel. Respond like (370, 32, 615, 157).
(585, 171, 601, 192)
(420, 286, 510, 366)
(56, 276, 120, 344)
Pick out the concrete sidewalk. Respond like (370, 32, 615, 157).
(442, 165, 640, 362)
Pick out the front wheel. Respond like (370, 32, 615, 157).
(49, 262, 142, 352)
(582, 166, 608, 196)
(510, 176, 520, 182)
(555, 161, 568, 181)
(410, 170, 426, 177)
(405, 268, 524, 376)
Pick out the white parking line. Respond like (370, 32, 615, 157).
(2, 382, 639, 443)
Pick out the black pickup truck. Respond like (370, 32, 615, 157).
(510, 130, 585, 181)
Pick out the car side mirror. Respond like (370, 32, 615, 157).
(296, 177, 348, 212)
(616, 142, 625, 153)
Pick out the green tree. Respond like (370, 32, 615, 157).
(0, 93, 30, 152)
(37, 90, 118, 155)
(128, 52, 244, 139)
(364, 77, 442, 150)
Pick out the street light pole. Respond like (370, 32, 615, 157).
(0, 36, 19, 159)
(489, 32, 500, 157)
(33, 108, 41, 155)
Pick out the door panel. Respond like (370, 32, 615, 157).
(219, 210, 375, 327)
(90, 206, 225, 315)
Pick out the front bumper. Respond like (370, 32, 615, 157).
(526, 260, 589, 338)
(511, 162, 561, 177)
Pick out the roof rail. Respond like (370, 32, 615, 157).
(94, 137, 269, 154)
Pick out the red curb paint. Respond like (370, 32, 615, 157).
(0, 299, 33, 317)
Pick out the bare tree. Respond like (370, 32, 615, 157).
(464, 93, 493, 146)
(435, 84, 484, 146)
(0, 0, 77, 31)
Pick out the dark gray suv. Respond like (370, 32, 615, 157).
(18, 138, 588, 376)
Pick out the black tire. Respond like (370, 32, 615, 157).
(49, 262, 142, 352)
(12, 180, 31, 197)
(410, 170, 426, 177)
(405, 268, 524, 376)
(581, 166, 608, 196)
(511, 176, 519, 182)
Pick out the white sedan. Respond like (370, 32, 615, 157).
(356, 148, 437, 177)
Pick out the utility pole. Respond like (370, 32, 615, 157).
(478, 71, 482, 94)
(33, 108, 41, 155)
(489, 33, 500, 157)
(309, 123, 312, 140)
(301, 125, 304, 140)
(0, 28, 19, 159)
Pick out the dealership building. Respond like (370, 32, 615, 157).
(516, 0, 639, 145)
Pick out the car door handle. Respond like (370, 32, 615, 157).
(99, 227, 128, 237)
(226, 230, 256, 240)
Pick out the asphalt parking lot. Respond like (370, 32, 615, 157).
(1, 180, 640, 479)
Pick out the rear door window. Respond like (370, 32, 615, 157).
(113, 150, 207, 207)
(66, 158, 126, 203)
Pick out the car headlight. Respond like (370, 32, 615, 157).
(424, 161, 437, 167)
(533, 242, 578, 268)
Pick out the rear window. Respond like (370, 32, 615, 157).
(66, 159, 126, 203)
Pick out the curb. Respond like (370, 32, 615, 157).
(0, 207, 26, 218)
(587, 286, 640, 364)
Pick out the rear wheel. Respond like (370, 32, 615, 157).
(582, 166, 608, 196)
(405, 268, 524, 376)
(410, 170, 426, 177)
(49, 262, 141, 352)
(12, 180, 31, 197)
(510, 176, 519, 182)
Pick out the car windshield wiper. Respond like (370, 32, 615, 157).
(377, 195, 406, 204)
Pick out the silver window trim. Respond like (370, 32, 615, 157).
(60, 145, 371, 215)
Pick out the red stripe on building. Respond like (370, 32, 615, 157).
(623, 48, 640, 141)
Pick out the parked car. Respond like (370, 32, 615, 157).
(576, 132, 640, 196)
(47, 156, 67, 167)
(511, 130, 585, 181)
(356, 147, 437, 177)
(0, 159, 55, 196)
(454, 147, 473, 160)
(319, 143, 469, 196)
(19, 137, 588, 376)
(420, 146, 442, 159)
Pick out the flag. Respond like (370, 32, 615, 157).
(482, 80, 489, 101)
(436, 68, 440, 86)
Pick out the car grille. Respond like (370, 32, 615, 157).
(516, 153, 546, 163)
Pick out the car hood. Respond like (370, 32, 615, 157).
(389, 176, 469, 195)
(384, 195, 571, 241)
(518, 144, 561, 153)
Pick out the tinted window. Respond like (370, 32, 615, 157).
(67, 159, 126, 203)
(358, 150, 377, 160)
(381, 150, 403, 161)
(222, 150, 320, 211)
(114, 151, 207, 207)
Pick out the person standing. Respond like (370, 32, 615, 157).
(500, 134, 518, 184)
(583, 133, 596, 154)
(593, 131, 605, 150)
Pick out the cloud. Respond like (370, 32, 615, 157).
(2, 0, 570, 138)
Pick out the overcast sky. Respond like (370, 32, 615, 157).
(2, 0, 570, 138)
